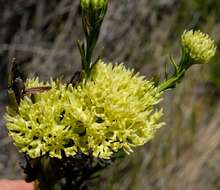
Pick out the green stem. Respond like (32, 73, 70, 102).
(79, 7, 107, 78)
(158, 70, 185, 92)
(158, 48, 194, 92)
(35, 157, 61, 190)
(35, 180, 61, 190)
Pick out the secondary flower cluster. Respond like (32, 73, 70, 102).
(5, 61, 163, 159)
(181, 30, 216, 64)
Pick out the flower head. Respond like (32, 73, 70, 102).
(5, 78, 74, 159)
(5, 61, 163, 159)
(181, 30, 216, 64)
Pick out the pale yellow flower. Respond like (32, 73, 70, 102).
(5, 61, 164, 159)
(181, 30, 216, 64)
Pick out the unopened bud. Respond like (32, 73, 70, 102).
(81, 0, 108, 10)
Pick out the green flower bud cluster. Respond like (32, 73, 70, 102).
(5, 61, 163, 159)
(81, 0, 108, 10)
(181, 30, 216, 64)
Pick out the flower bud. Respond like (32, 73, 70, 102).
(93, 0, 108, 9)
(181, 30, 216, 64)
(81, 0, 108, 10)
(81, 0, 90, 9)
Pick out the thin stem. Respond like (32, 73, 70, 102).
(79, 5, 108, 78)
(158, 46, 194, 92)
(35, 157, 61, 190)
(158, 69, 185, 92)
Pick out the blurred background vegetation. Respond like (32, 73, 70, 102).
(0, 0, 220, 189)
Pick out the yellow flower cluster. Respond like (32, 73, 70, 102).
(5, 61, 163, 159)
(181, 30, 216, 64)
